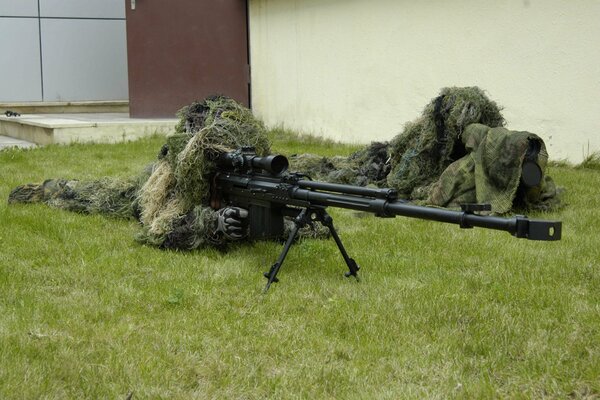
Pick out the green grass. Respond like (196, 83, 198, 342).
(0, 134, 598, 399)
(577, 152, 600, 171)
(267, 126, 363, 157)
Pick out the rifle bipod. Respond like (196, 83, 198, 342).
(263, 207, 360, 292)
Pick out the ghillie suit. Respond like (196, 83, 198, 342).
(427, 124, 561, 213)
(8, 96, 272, 249)
(289, 142, 392, 187)
(136, 96, 271, 249)
(387, 86, 506, 198)
(289, 87, 561, 213)
(7, 176, 148, 219)
(290, 87, 504, 192)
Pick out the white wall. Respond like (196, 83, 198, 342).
(249, 0, 600, 163)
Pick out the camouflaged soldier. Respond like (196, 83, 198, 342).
(8, 97, 269, 250)
(8, 96, 327, 250)
(288, 87, 561, 213)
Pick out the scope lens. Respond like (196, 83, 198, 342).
(269, 155, 289, 175)
(521, 160, 543, 187)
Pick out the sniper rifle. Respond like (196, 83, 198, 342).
(209, 148, 562, 291)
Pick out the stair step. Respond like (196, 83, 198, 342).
(0, 113, 177, 146)
(0, 135, 36, 150)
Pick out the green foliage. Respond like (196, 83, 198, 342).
(1, 136, 599, 398)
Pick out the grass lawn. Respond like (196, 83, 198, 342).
(0, 132, 598, 399)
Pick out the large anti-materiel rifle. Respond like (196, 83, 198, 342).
(210, 148, 562, 291)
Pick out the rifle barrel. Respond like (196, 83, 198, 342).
(216, 169, 562, 242)
(290, 187, 560, 241)
(297, 180, 397, 200)
(383, 201, 561, 240)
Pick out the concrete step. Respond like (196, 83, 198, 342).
(0, 113, 177, 146)
(0, 135, 36, 150)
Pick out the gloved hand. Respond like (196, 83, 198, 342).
(215, 207, 249, 241)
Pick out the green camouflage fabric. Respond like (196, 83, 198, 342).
(427, 123, 560, 213)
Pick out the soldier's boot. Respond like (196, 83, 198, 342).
(8, 183, 45, 204)
(8, 179, 77, 204)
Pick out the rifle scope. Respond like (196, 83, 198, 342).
(218, 151, 289, 176)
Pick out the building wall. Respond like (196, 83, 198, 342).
(249, 0, 600, 163)
(0, 0, 128, 102)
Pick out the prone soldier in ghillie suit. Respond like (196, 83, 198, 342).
(289, 87, 561, 214)
(8, 96, 325, 250)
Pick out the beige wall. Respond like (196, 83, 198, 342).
(249, 0, 600, 163)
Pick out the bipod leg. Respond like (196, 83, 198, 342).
(263, 208, 307, 292)
(318, 209, 360, 280)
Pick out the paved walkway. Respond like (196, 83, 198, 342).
(0, 135, 36, 150)
(0, 113, 176, 146)
(1, 113, 176, 128)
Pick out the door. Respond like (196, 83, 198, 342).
(125, 0, 249, 118)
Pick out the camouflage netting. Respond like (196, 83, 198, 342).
(427, 123, 561, 213)
(8, 96, 272, 250)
